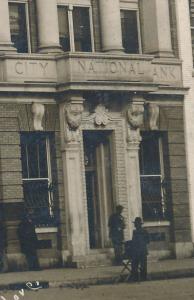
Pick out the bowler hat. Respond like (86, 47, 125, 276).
(133, 217, 143, 224)
(116, 205, 124, 211)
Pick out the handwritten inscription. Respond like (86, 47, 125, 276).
(0, 282, 42, 300)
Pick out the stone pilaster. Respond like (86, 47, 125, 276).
(35, 0, 62, 53)
(141, 0, 173, 57)
(126, 95, 144, 238)
(0, 0, 16, 52)
(99, 0, 123, 53)
(59, 94, 88, 266)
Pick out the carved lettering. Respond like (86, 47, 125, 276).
(78, 60, 86, 72)
(88, 61, 96, 73)
(110, 62, 118, 73)
(14, 61, 49, 77)
(40, 62, 48, 76)
(15, 61, 24, 74)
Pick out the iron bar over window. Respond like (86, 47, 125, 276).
(20, 132, 55, 226)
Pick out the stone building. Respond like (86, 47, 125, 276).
(0, 0, 193, 270)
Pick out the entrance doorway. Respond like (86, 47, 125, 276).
(83, 130, 114, 249)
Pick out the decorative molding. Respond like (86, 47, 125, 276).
(64, 102, 83, 143)
(148, 103, 159, 130)
(31, 102, 45, 131)
(93, 104, 109, 126)
(127, 103, 144, 129)
(126, 102, 144, 145)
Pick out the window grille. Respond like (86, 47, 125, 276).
(20, 132, 56, 226)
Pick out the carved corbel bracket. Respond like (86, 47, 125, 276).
(64, 101, 84, 143)
(127, 102, 144, 145)
(31, 102, 45, 131)
(148, 103, 159, 130)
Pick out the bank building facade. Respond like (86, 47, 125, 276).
(0, 0, 193, 270)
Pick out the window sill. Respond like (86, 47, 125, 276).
(35, 227, 58, 234)
(144, 221, 170, 227)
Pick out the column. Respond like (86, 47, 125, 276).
(126, 95, 144, 238)
(59, 94, 88, 265)
(141, 0, 173, 57)
(99, 0, 123, 53)
(36, 0, 62, 53)
(0, 0, 16, 52)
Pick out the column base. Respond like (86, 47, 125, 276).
(147, 50, 174, 58)
(0, 42, 16, 53)
(6, 253, 27, 271)
(173, 242, 194, 259)
(38, 43, 63, 54)
(102, 46, 124, 54)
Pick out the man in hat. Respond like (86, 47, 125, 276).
(0, 219, 6, 272)
(108, 205, 125, 265)
(131, 217, 150, 281)
(18, 213, 40, 271)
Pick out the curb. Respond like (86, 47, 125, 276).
(1, 269, 194, 291)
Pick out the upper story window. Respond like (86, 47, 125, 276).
(57, 3, 94, 52)
(139, 132, 168, 221)
(8, 1, 30, 53)
(120, 0, 141, 54)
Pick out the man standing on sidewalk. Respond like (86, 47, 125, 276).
(108, 205, 125, 265)
(131, 217, 149, 281)
(0, 218, 6, 272)
(18, 213, 40, 271)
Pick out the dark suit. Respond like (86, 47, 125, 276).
(0, 222, 6, 271)
(131, 228, 149, 280)
(18, 218, 40, 270)
(108, 213, 125, 264)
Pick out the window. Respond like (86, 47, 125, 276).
(9, 1, 30, 53)
(121, 9, 140, 54)
(139, 132, 168, 221)
(20, 132, 55, 226)
(58, 5, 93, 52)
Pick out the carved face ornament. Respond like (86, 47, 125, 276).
(127, 104, 144, 129)
(65, 104, 83, 130)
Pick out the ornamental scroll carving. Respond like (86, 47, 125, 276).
(127, 103, 144, 144)
(148, 103, 159, 130)
(64, 102, 83, 143)
(31, 102, 45, 131)
(93, 104, 109, 126)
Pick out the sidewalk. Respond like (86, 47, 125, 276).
(1, 258, 194, 290)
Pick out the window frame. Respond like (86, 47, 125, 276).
(120, 0, 142, 54)
(139, 132, 167, 221)
(21, 132, 54, 223)
(8, 0, 31, 53)
(57, 2, 95, 52)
